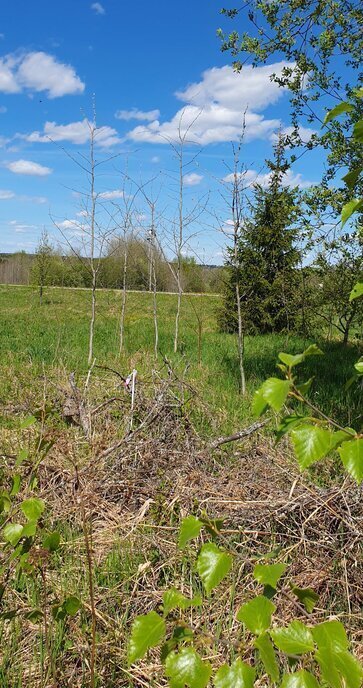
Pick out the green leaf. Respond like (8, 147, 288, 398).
(253, 563, 287, 589)
(3, 523, 23, 546)
(0, 493, 11, 513)
(270, 621, 314, 655)
(341, 199, 363, 227)
(275, 415, 307, 442)
(64, 596, 81, 616)
(25, 608, 44, 623)
(353, 118, 363, 142)
(342, 167, 361, 189)
(16, 448, 28, 467)
(237, 595, 276, 635)
(291, 425, 335, 469)
(315, 647, 363, 688)
(278, 352, 305, 368)
(10, 475, 21, 497)
(338, 438, 363, 483)
(196, 543, 232, 595)
(296, 378, 315, 396)
(312, 620, 348, 652)
(254, 632, 280, 682)
(128, 611, 166, 664)
(178, 516, 203, 549)
(302, 344, 324, 357)
(259, 378, 291, 412)
(290, 586, 319, 613)
(354, 360, 363, 375)
(165, 647, 212, 688)
(252, 388, 269, 417)
(20, 415, 37, 429)
(350, 282, 363, 301)
(324, 101, 354, 124)
(43, 531, 61, 552)
(280, 670, 320, 688)
(20, 498, 45, 521)
(214, 658, 255, 688)
(21, 521, 37, 538)
(162, 587, 202, 616)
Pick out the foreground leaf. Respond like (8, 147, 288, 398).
(178, 516, 203, 549)
(253, 563, 287, 589)
(237, 595, 276, 635)
(128, 611, 166, 664)
(281, 670, 320, 688)
(258, 378, 291, 412)
(196, 543, 232, 595)
(3, 523, 24, 546)
(324, 101, 354, 124)
(165, 647, 212, 688)
(270, 621, 314, 655)
(312, 620, 348, 652)
(214, 658, 255, 688)
(254, 632, 280, 682)
(350, 282, 363, 301)
(341, 199, 363, 227)
(252, 388, 269, 417)
(290, 586, 319, 613)
(315, 647, 363, 688)
(291, 426, 334, 469)
(278, 352, 305, 368)
(338, 439, 363, 483)
(20, 498, 45, 522)
(43, 531, 61, 552)
(163, 587, 202, 616)
(63, 596, 81, 616)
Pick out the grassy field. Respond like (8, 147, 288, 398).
(0, 285, 362, 687)
(0, 284, 361, 433)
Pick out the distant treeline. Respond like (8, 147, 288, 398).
(0, 239, 225, 293)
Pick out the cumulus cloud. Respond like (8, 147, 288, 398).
(127, 62, 290, 145)
(91, 2, 105, 14)
(6, 159, 52, 176)
(24, 119, 121, 148)
(98, 189, 124, 200)
(0, 51, 84, 97)
(115, 108, 160, 122)
(223, 168, 315, 189)
(184, 172, 203, 186)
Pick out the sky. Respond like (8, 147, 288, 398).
(0, 0, 323, 263)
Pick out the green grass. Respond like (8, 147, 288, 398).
(0, 284, 361, 432)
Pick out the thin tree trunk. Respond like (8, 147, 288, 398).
(174, 144, 183, 353)
(88, 123, 97, 367)
(236, 281, 246, 394)
(119, 246, 128, 354)
(88, 270, 96, 366)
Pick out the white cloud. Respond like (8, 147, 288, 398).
(77, 210, 88, 217)
(91, 2, 105, 14)
(0, 51, 84, 97)
(223, 167, 315, 189)
(115, 108, 160, 122)
(98, 189, 124, 200)
(270, 125, 317, 144)
(6, 159, 52, 176)
(127, 62, 290, 145)
(0, 189, 15, 199)
(151, 156, 160, 163)
(9, 220, 37, 233)
(24, 118, 121, 148)
(184, 172, 203, 186)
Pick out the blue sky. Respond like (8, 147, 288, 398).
(0, 0, 323, 263)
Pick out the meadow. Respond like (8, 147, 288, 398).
(0, 284, 361, 434)
(0, 285, 362, 687)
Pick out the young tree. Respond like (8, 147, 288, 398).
(32, 229, 54, 304)
(220, 137, 301, 336)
